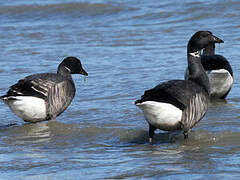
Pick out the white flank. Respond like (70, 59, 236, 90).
(135, 101, 182, 130)
(207, 69, 233, 97)
(207, 69, 230, 74)
(3, 96, 46, 122)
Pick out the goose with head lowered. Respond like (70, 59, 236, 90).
(185, 41, 233, 99)
(0, 56, 88, 123)
(134, 31, 223, 144)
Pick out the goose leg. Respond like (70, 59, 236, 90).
(183, 132, 188, 139)
(149, 124, 156, 144)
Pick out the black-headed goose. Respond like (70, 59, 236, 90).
(1, 56, 88, 123)
(135, 31, 223, 143)
(185, 41, 233, 99)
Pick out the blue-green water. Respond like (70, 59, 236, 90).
(1, 0, 240, 179)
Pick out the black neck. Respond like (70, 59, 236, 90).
(203, 43, 215, 56)
(187, 47, 210, 94)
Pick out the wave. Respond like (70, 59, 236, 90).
(0, 2, 136, 18)
(3, 120, 240, 148)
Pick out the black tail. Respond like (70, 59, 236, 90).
(134, 99, 142, 104)
(0, 95, 6, 100)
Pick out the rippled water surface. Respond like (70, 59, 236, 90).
(1, 0, 240, 179)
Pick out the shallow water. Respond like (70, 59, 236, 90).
(1, 0, 240, 179)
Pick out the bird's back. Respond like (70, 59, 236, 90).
(201, 54, 233, 76)
(136, 80, 206, 109)
(3, 73, 70, 99)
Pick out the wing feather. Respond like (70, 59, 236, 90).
(3, 73, 66, 99)
(136, 80, 202, 110)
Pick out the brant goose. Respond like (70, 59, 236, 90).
(0, 57, 88, 123)
(134, 31, 223, 143)
(185, 41, 233, 99)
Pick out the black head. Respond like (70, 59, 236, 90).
(188, 31, 224, 53)
(58, 57, 88, 76)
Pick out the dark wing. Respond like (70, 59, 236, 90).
(47, 80, 75, 119)
(2, 73, 65, 100)
(201, 55, 233, 76)
(135, 80, 203, 110)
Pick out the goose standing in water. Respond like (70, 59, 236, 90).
(185, 41, 233, 99)
(1, 57, 88, 123)
(134, 31, 223, 143)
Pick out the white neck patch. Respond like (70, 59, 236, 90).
(189, 51, 200, 58)
(64, 66, 71, 72)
